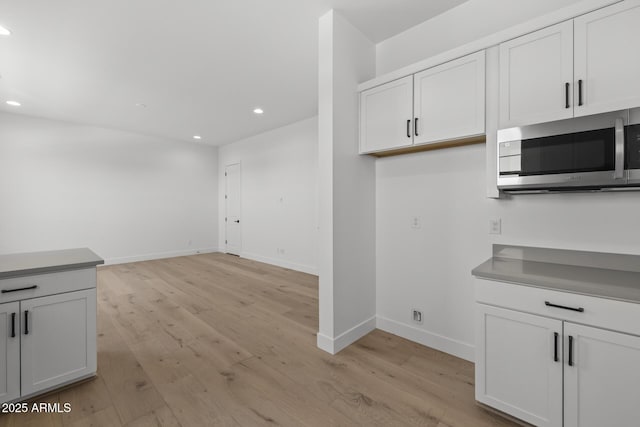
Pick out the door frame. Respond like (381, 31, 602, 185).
(224, 162, 242, 256)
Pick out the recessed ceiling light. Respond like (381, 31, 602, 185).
(193, 135, 202, 140)
(6, 101, 21, 107)
(0, 25, 11, 36)
(135, 103, 147, 108)
(253, 108, 264, 115)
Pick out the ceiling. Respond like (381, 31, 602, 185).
(0, 0, 467, 146)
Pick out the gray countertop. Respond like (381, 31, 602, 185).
(472, 245, 640, 304)
(0, 248, 104, 279)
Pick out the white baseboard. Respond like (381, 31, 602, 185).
(376, 315, 475, 362)
(103, 247, 219, 265)
(240, 251, 318, 276)
(316, 316, 377, 355)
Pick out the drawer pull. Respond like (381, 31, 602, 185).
(545, 301, 584, 313)
(2, 285, 38, 294)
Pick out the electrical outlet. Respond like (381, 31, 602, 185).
(411, 216, 422, 229)
(489, 218, 502, 235)
(412, 309, 423, 325)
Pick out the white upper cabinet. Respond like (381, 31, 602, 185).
(574, 0, 640, 117)
(499, 21, 574, 128)
(359, 51, 486, 155)
(359, 75, 413, 154)
(414, 51, 485, 144)
(500, 1, 640, 128)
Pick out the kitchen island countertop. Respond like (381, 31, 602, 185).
(0, 248, 104, 279)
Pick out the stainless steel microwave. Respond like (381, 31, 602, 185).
(497, 109, 640, 193)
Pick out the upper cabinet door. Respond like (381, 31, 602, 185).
(574, 0, 640, 117)
(359, 75, 413, 154)
(499, 21, 574, 128)
(564, 322, 640, 427)
(414, 51, 485, 145)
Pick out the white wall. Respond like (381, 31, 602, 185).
(0, 112, 218, 263)
(374, 0, 640, 362)
(317, 10, 377, 354)
(217, 117, 318, 275)
(376, 0, 584, 75)
(376, 145, 488, 360)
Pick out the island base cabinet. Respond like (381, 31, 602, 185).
(20, 289, 97, 397)
(0, 302, 20, 403)
(476, 304, 563, 427)
(564, 323, 640, 427)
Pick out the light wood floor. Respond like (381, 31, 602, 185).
(0, 253, 518, 427)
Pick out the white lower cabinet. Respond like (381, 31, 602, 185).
(476, 304, 563, 427)
(476, 281, 640, 427)
(0, 302, 20, 403)
(0, 269, 97, 404)
(21, 289, 97, 397)
(563, 323, 640, 427)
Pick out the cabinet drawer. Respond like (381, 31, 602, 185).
(0, 269, 96, 304)
(475, 278, 640, 337)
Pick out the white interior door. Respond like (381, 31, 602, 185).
(564, 322, 640, 427)
(225, 163, 242, 256)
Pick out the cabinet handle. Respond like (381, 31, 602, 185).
(578, 79, 583, 106)
(554, 332, 559, 362)
(1, 285, 38, 294)
(406, 120, 411, 138)
(568, 335, 574, 366)
(545, 301, 584, 312)
(11, 313, 15, 338)
(24, 310, 29, 335)
(565, 83, 570, 109)
(414, 118, 419, 137)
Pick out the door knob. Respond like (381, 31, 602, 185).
(234, 220, 240, 223)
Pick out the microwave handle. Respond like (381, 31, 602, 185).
(614, 118, 625, 180)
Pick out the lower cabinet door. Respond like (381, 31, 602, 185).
(476, 304, 563, 427)
(564, 322, 640, 427)
(20, 289, 96, 396)
(0, 302, 20, 403)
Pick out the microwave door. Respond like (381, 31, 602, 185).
(520, 128, 616, 177)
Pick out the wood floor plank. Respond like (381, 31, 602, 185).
(68, 406, 122, 427)
(124, 406, 182, 427)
